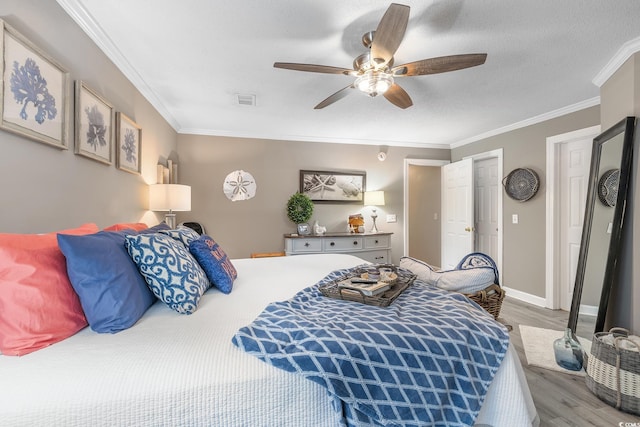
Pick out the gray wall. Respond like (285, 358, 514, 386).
(176, 134, 449, 261)
(451, 106, 601, 297)
(408, 165, 441, 266)
(0, 0, 176, 233)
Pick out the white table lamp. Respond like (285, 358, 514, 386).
(364, 190, 385, 233)
(149, 184, 191, 229)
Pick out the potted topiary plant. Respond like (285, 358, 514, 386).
(286, 192, 314, 234)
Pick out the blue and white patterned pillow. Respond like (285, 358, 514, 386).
(189, 235, 237, 294)
(159, 225, 201, 247)
(125, 233, 211, 314)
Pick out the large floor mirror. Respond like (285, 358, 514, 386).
(568, 116, 636, 341)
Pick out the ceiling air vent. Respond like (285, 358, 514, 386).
(236, 94, 256, 106)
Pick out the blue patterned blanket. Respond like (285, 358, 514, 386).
(232, 265, 509, 426)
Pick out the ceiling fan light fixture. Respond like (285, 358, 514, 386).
(355, 70, 393, 97)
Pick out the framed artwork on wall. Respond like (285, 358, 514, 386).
(74, 81, 114, 164)
(300, 170, 366, 204)
(116, 112, 142, 174)
(0, 19, 70, 149)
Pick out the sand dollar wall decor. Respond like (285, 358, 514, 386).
(223, 170, 256, 201)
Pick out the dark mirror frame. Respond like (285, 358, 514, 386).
(568, 116, 636, 335)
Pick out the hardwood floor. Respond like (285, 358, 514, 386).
(500, 296, 640, 426)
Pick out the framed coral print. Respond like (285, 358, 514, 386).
(75, 81, 114, 164)
(0, 19, 70, 149)
(300, 170, 366, 204)
(116, 112, 142, 174)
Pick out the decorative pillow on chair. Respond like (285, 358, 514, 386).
(160, 225, 201, 247)
(399, 256, 438, 283)
(189, 235, 237, 294)
(125, 233, 210, 314)
(57, 230, 156, 333)
(0, 223, 98, 356)
(431, 268, 496, 294)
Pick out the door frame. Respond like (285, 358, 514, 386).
(545, 125, 601, 309)
(463, 149, 504, 278)
(403, 158, 449, 256)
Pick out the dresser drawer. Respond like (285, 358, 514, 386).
(324, 237, 363, 252)
(364, 235, 390, 249)
(290, 238, 322, 252)
(357, 250, 389, 263)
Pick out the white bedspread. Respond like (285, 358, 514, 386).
(0, 254, 538, 427)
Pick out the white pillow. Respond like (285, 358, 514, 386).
(432, 268, 496, 294)
(399, 256, 438, 284)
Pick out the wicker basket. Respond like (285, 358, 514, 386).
(585, 328, 640, 416)
(318, 264, 416, 307)
(463, 284, 505, 320)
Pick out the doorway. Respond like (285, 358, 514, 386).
(545, 125, 600, 309)
(404, 150, 503, 276)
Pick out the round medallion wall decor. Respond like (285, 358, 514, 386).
(223, 170, 256, 201)
(597, 169, 619, 207)
(502, 168, 539, 202)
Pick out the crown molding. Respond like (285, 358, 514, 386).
(592, 36, 640, 87)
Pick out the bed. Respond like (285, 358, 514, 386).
(0, 253, 538, 426)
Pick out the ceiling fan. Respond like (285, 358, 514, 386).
(274, 3, 487, 110)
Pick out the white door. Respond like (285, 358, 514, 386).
(474, 157, 499, 260)
(441, 158, 474, 270)
(559, 139, 592, 310)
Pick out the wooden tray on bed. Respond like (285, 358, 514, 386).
(318, 264, 416, 307)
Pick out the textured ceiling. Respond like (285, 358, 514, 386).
(57, 0, 640, 148)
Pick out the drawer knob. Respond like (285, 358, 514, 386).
(375, 239, 379, 244)
(353, 241, 358, 246)
(304, 242, 310, 247)
(330, 242, 335, 246)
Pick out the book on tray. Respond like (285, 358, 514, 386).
(337, 278, 391, 296)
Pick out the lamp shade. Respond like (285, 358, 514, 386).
(149, 184, 191, 212)
(364, 190, 385, 206)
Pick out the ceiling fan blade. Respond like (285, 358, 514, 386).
(274, 62, 354, 75)
(314, 85, 354, 109)
(383, 83, 413, 109)
(391, 53, 487, 77)
(370, 3, 410, 68)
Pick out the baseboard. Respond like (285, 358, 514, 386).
(502, 285, 547, 307)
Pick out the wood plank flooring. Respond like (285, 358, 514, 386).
(500, 296, 640, 426)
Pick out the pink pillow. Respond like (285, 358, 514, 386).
(0, 223, 98, 356)
(103, 222, 148, 232)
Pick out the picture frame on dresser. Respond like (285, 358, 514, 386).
(116, 112, 142, 174)
(300, 170, 366, 204)
(74, 81, 114, 164)
(0, 19, 70, 149)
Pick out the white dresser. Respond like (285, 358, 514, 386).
(284, 232, 392, 263)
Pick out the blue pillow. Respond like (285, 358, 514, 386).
(57, 230, 156, 333)
(160, 225, 201, 247)
(189, 235, 237, 294)
(125, 233, 210, 314)
(138, 222, 171, 234)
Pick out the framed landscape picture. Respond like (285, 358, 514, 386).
(0, 19, 69, 149)
(75, 81, 114, 164)
(300, 170, 366, 204)
(116, 112, 142, 174)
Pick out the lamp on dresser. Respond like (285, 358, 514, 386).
(364, 190, 385, 233)
(149, 184, 191, 229)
